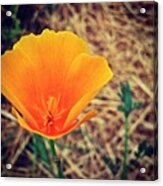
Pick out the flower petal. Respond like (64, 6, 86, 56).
(2, 29, 113, 138)
(43, 110, 97, 139)
(2, 50, 39, 129)
(62, 53, 113, 128)
(13, 106, 96, 139)
(2, 29, 89, 129)
(12, 107, 36, 132)
(13, 29, 89, 99)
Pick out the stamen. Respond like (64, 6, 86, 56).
(47, 96, 56, 111)
(42, 96, 68, 133)
(42, 96, 57, 128)
(43, 111, 54, 126)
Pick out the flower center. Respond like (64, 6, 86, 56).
(43, 111, 54, 127)
(42, 96, 56, 127)
(42, 96, 68, 133)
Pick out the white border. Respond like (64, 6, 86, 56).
(1, 0, 162, 186)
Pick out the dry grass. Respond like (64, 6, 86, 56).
(1, 2, 158, 180)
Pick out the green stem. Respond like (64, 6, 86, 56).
(49, 140, 64, 178)
(121, 116, 129, 180)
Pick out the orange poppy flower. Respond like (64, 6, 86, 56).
(2, 29, 113, 139)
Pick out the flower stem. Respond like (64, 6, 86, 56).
(49, 139, 64, 178)
(121, 116, 129, 180)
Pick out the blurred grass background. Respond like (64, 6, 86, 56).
(1, 2, 157, 180)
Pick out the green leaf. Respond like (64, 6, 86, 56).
(135, 140, 154, 159)
(117, 82, 143, 117)
(132, 102, 143, 110)
(117, 105, 125, 113)
(33, 134, 50, 164)
(145, 145, 154, 156)
(48, 139, 64, 178)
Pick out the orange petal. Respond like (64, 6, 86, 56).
(12, 107, 55, 138)
(13, 106, 96, 139)
(2, 49, 41, 129)
(2, 29, 113, 138)
(13, 29, 89, 99)
(43, 110, 97, 139)
(62, 53, 113, 128)
(12, 107, 36, 132)
(2, 29, 89, 129)
(70, 110, 97, 129)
